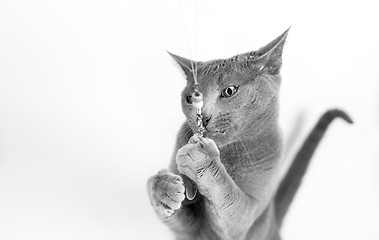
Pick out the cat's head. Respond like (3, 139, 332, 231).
(170, 28, 289, 147)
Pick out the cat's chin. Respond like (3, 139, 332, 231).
(204, 130, 230, 147)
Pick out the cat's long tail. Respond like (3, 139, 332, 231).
(274, 109, 353, 227)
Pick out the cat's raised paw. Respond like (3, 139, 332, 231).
(176, 134, 222, 193)
(147, 169, 185, 217)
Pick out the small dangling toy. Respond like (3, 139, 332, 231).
(184, 84, 204, 202)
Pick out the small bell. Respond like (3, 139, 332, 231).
(191, 91, 203, 110)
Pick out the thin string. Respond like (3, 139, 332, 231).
(179, 0, 199, 86)
(194, 0, 199, 85)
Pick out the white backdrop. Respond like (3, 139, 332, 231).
(0, 0, 378, 239)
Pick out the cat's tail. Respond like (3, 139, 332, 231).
(274, 109, 353, 227)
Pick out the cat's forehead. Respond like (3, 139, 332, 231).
(197, 59, 259, 86)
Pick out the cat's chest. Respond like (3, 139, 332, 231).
(219, 141, 281, 194)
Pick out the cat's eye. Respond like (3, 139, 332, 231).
(221, 85, 239, 98)
(186, 95, 193, 104)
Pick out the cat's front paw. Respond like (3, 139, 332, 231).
(176, 133, 222, 195)
(147, 169, 185, 217)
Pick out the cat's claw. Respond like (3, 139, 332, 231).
(147, 169, 185, 217)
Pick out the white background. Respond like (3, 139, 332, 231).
(0, 0, 378, 239)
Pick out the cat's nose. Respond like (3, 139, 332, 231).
(202, 115, 212, 127)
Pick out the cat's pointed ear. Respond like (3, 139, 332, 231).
(167, 51, 196, 76)
(255, 27, 290, 74)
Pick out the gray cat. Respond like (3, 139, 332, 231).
(147, 28, 352, 240)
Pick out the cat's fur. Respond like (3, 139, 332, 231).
(147, 28, 352, 240)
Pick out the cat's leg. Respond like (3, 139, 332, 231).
(147, 169, 199, 235)
(176, 134, 258, 240)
